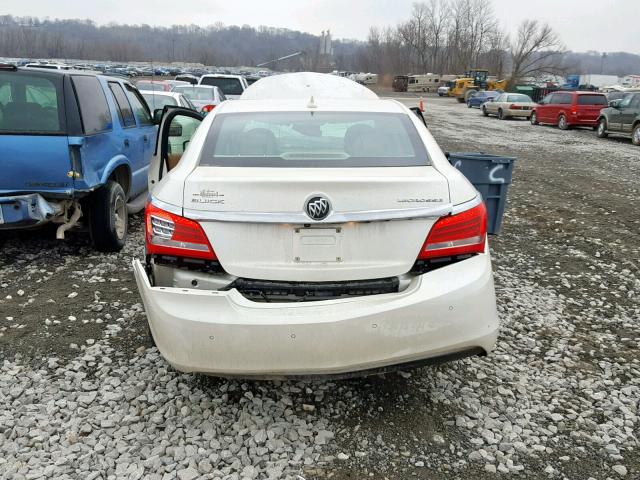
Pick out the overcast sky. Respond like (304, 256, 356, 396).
(3, 0, 639, 53)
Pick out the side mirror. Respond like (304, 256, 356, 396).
(609, 100, 620, 108)
(153, 108, 163, 124)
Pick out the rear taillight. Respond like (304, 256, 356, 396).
(571, 105, 578, 115)
(145, 203, 216, 260)
(417, 203, 487, 260)
(509, 104, 521, 110)
(202, 104, 215, 113)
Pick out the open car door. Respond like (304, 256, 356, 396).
(148, 107, 204, 193)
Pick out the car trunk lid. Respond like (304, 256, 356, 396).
(181, 166, 451, 281)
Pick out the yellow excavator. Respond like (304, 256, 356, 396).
(449, 69, 508, 103)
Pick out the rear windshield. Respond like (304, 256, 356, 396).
(173, 86, 215, 100)
(577, 94, 607, 105)
(200, 77, 243, 96)
(507, 94, 532, 103)
(142, 93, 178, 110)
(199, 112, 429, 168)
(0, 71, 64, 134)
(136, 82, 166, 92)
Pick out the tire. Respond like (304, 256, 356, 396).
(498, 109, 505, 120)
(633, 124, 640, 146)
(596, 118, 608, 138)
(558, 114, 569, 130)
(89, 180, 128, 252)
(530, 112, 538, 125)
(482, 105, 489, 117)
(456, 97, 465, 103)
(467, 101, 473, 108)
(464, 89, 478, 103)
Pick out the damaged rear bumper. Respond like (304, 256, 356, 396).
(0, 194, 63, 229)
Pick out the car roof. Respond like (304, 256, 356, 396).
(201, 74, 244, 79)
(241, 72, 379, 102)
(140, 91, 181, 99)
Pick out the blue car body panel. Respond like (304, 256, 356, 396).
(468, 92, 499, 108)
(0, 135, 74, 196)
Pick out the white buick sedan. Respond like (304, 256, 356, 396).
(133, 72, 499, 378)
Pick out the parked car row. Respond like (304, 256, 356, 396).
(468, 88, 640, 145)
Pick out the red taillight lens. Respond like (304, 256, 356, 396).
(202, 104, 215, 113)
(509, 103, 521, 110)
(145, 203, 216, 260)
(418, 203, 487, 259)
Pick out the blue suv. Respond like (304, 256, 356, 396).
(0, 65, 157, 251)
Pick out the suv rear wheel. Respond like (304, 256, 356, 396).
(597, 118, 608, 138)
(633, 124, 640, 146)
(558, 114, 569, 130)
(89, 181, 128, 252)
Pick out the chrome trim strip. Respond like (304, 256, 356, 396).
(451, 193, 482, 215)
(182, 204, 454, 224)
(150, 197, 183, 216)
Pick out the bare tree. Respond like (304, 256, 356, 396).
(509, 20, 566, 86)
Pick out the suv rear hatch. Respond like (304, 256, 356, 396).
(179, 110, 451, 282)
(0, 68, 73, 196)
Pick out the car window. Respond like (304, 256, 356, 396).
(0, 71, 64, 134)
(108, 82, 136, 128)
(619, 95, 634, 108)
(541, 94, 554, 104)
(174, 87, 215, 101)
(125, 85, 153, 126)
(577, 95, 607, 106)
(631, 95, 640, 108)
(200, 112, 430, 168)
(507, 94, 532, 103)
(555, 93, 572, 105)
(142, 93, 178, 110)
(200, 77, 244, 96)
(72, 76, 112, 134)
(136, 82, 165, 92)
(495, 94, 506, 102)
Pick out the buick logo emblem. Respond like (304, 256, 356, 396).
(305, 196, 331, 221)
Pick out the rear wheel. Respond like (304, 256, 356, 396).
(89, 180, 128, 252)
(530, 111, 538, 125)
(467, 101, 473, 108)
(632, 124, 640, 146)
(464, 89, 477, 102)
(498, 109, 506, 120)
(482, 105, 489, 117)
(596, 118, 608, 138)
(558, 114, 569, 130)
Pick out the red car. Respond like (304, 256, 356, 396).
(531, 91, 608, 129)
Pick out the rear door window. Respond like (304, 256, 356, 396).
(125, 85, 153, 126)
(577, 95, 607, 106)
(108, 82, 136, 128)
(200, 112, 429, 168)
(555, 93, 573, 105)
(0, 71, 64, 134)
(200, 77, 244, 96)
(72, 76, 112, 134)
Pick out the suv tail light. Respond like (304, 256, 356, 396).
(417, 202, 487, 260)
(202, 104, 215, 113)
(145, 203, 216, 260)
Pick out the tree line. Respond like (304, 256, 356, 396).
(0, 7, 638, 80)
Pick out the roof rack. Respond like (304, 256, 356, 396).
(0, 64, 18, 71)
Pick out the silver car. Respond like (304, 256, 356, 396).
(482, 93, 535, 120)
(171, 85, 226, 114)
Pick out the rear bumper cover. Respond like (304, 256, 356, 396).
(132, 253, 499, 377)
(0, 194, 63, 229)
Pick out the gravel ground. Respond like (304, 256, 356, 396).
(1, 93, 638, 480)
